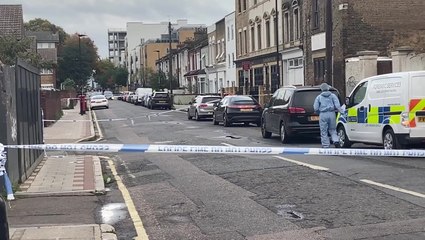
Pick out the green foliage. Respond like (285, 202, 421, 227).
(95, 60, 128, 89)
(57, 34, 98, 89)
(0, 36, 42, 66)
(24, 18, 69, 46)
(62, 78, 76, 90)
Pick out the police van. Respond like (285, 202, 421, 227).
(337, 71, 425, 149)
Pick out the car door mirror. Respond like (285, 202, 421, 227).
(264, 102, 270, 108)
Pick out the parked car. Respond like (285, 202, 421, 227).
(104, 91, 114, 100)
(148, 92, 172, 109)
(89, 95, 109, 110)
(125, 92, 135, 102)
(212, 95, 262, 127)
(187, 95, 222, 120)
(261, 86, 340, 143)
(134, 88, 153, 105)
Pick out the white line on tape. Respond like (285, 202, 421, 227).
(274, 156, 329, 171)
(360, 179, 425, 198)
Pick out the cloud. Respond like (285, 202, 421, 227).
(6, 0, 234, 58)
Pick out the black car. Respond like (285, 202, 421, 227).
(261, 86, 340, 143)
(213, 95, 262, 127)
(148, 92, 172, 110)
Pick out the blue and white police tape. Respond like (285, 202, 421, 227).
(4, 143, 425, 158)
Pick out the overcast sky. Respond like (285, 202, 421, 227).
(7, 0, 235, 58)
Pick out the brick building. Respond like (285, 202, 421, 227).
(303, 0, 425, 96)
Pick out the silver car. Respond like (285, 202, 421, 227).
(187, 95, 222, 120)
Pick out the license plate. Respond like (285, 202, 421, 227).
(418, 117, 425, 122)
(240, 109, 253, 112)
(310, 116, 319, 121)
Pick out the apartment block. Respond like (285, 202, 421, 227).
(107, 29, 126, 66)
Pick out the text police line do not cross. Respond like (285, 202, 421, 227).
(3, 144, 425, 158)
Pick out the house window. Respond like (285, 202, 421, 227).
(257, 24, 262, 50)
(227, 26, 230, 41)
(244, 29, 248, 54)
(313, 0, 320, 29)
(37, 43, 55, 49)
(314, 57, 326, 82)
(40, 68, 53, 75)
(238, 0, 242, 12)
(273, 16, 278, 46)
(283, 11, 290, 43)
(265, 20, 271, 48)
(242, 0, 247, 11)
(251, 26, 255, 51)
(254, 0, 258, 5)
(238, 31, 243, 56)
(231, 25, 234, 40)
(293, 7, 300, 40)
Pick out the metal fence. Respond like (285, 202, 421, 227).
(0, 59, 43, 184)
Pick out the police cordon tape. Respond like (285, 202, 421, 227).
(43, 108, 187, 123)
(4, 143, 425, 158)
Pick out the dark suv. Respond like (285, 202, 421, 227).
(261, 86, 340, 143)
(148, 92, 172, 109)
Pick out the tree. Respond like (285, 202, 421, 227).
(94, 60, 129, 89)
(57, 34, 98, 90)
(24, 18, 69, 47)
(114, 67, 129, 87)
(0, 36, 42, 66)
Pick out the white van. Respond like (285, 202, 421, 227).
(134, 88, 152, 105)
(337, 71, 425, 149)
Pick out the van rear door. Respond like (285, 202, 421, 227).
(409, 73, 425, 137)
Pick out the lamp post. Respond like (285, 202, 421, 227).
(168, 22, 173, 94)
(154, 50, 161, 89)
(275, 0, 280, 88)
(78, 33, 87, 115)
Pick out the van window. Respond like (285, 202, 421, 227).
(351, 82, 368, 106)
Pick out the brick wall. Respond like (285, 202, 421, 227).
(40, 90, 62, 127)
(304, 0, 425, 96)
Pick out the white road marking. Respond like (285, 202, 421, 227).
(221, 143, 235, 147)
(361, 179, 425, 199)
(274, 156, 329, 171)
(155, 141, 174, 144)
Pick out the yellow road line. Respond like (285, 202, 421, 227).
(361, 179, 425, 198)
(108, 159, 149, 240)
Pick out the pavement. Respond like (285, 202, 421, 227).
(7, 107, 117, 240)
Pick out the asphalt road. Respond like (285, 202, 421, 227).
(95, 100, 425, 240)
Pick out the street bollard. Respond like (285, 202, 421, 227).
(0, 196, 9, 240)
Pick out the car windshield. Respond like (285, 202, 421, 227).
(91, 95, 106, 100)
(230, 96, 256, 105)
(104, 91, 113, 96)
(202, 97, 221, 103)
(154, 93, 168, 98)
(292, 90, 339, 106)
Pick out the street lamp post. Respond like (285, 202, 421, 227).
(154, 50, 161, 89)
(78, 33, 87, 115)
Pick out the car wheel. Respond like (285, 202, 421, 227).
(383, 128, 401, 150)
(213, 113, 218, 125)
(337, 125, 352, 148)
(280, 122, 289, 144)
(195, 111, 200, 121)
(261, 120, 272, 138)
(187, 111, 192, 120)
(223, 113, 231, 127)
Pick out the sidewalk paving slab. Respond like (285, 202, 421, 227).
(9, 108, 114, 239)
